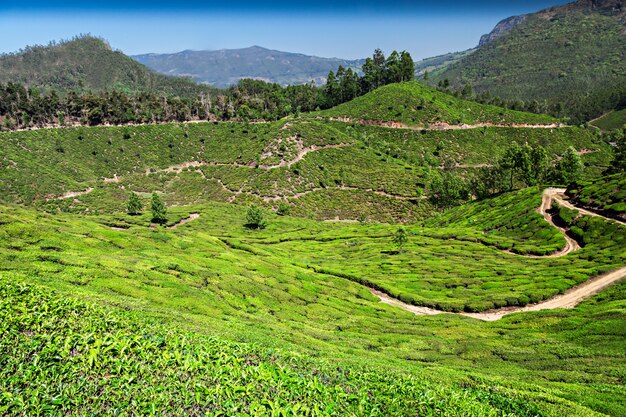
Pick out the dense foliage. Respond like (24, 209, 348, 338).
(432, 1, 626, 123)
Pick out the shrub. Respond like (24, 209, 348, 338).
(150, 192, 167, 224)
(127, 192, 143, 216)
(245, 205, 267, 229)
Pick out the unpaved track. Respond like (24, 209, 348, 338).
(45, 187, 94, 201)
(327, 117, 564, 131)
(371, 188, 626, 321)
(168, 213, 200, 229)
(532, 188, 581, 257)
(553, 194, 626, 227)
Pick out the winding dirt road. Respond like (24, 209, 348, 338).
(371, 188, 626, 321)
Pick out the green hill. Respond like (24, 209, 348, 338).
(312, 82, 557, 127)
(432, 0, 626, 122)
(0, 117, 610, 222)
(1, 78, 625, 415)
(1, 184, 625, 415)
(413, 49, 476, 77)
(0, 35, 208, 96)
(567, 173, 626, 221)
(591, 109, 626, 131)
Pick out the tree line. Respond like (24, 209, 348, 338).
(0, 49, 414, 131)
(324, 49, 414, 108)
(427, 142, 585, 209)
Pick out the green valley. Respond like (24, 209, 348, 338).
(1, 10, 625, 413)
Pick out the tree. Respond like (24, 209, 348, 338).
(126, 192, 143, 215)
(392, 227, 408, 253)
(428, 171, 469, 208)
(400, 51, 415, 82)
(324, 70, 341, 107)
(150, 192, 167, 224)
(384, 51, 402, 84)
(245, 204, 267, 229)
(555, 146, 584, 184)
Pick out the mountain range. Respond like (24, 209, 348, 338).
(431, 0, 626, 120)
(132, 46, 364, 87)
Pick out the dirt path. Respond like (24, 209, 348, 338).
(532, 188, 581, 257)
(168, 213, 200, 229)
(145, 143, 351, 175)
(45, 187, 94, 201)
(371, 265, 626, 321)
(327, 117, 565, 131)
(371, 188, 625, 321)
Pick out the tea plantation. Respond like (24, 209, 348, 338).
(1, 84, 624, 416)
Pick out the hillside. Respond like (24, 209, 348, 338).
(0, 114, 611, 223)
(0, 36, 209, 96)
(133, 46, 363, 87)
(1, 183, 626, 415)
(312, 81, 558, 126)
(432, 0, 626, 122)
(414, 49, 475, 77)
(567, 173, 626, 221)
(591, 109, 626, 131)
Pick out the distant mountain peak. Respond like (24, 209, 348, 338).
(479, 15, 528, 46)
(132, 47, 363, 87)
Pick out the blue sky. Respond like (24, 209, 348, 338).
(0, 1, 571, 60)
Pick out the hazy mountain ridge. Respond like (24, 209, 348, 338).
(0, 35, 210, 96)
(132, 46, 364, 87)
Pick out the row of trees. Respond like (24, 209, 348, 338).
(0, 80, 326, 131)
(427, 143, 585, 208)
(324, 49, 415, 107)
(0, 49, 415, 131)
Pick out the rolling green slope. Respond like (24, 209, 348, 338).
(312, 82, 557, 126)
(0, 36, 208, 96)
(1, 186, 625, 415)
(433, 0, 626, 121)
(0, 118, 611, 222)
(591, 109, 626, 131)
(567, 173, 626, 220)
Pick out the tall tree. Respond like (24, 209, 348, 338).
(555, 146, 584, 183)
(324, 70, 341, 107)
(400, 51, 415, 82)
(126, 192, 143, 216)
(150, 192, 167, 224)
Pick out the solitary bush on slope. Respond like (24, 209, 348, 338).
(127, 192, 143, 216)
(151, 192, 167, 224)
(245, 204, 267, 229)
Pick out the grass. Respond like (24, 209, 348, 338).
(1, 96, 625, 415)
(1, 192, 625, 415)
(0, 117, 611, 222)
(591, 109, 626, 131)
(567, 174, 626, 220)
(311, 81, 557, 126)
